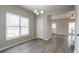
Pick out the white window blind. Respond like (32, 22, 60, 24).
(21, 17, 29, 35)
(6, 12, 29, 40)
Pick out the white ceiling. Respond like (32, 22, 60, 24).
(51, 10, 75, 19)
(19, 5, 75, 19)
(19, 5, 74, 14)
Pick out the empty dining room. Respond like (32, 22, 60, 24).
(0, 5, 76, 53)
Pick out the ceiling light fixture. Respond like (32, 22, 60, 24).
(34, 5, 44, 16)
(34, 10, 44, 16)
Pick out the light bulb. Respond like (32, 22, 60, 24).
(40, 10, 44, 14)
(36, 12, 39, 15)
(34, 10, 37, 14)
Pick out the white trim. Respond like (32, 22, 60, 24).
(44, 35, 52, 40)
(0, 37, 35, 51)
(36, 35, 52, 41)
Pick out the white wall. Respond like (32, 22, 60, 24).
(36, 15, 47, 40)
(51, 18, 74, 34)
(36, 15, 45, 39)
(74, 5, 79, 52)
(0, 5, 36, 50)
(47, 15, 52, 39)
(36, 14, 52, 40)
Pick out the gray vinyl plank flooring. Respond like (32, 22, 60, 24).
(0, 35, 73, 53)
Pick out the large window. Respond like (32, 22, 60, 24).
(6, 12, 29, 40)
(52, 23, 56, 33)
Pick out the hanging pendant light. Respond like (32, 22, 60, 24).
(40, 10, 44, 14)
(36, 12, 39, 15)
(34, 10, 38, 14)
(34, 5, 44, 15)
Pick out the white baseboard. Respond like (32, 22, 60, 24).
(36, 35, 52, 41)
(0, 37, 35, 51)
